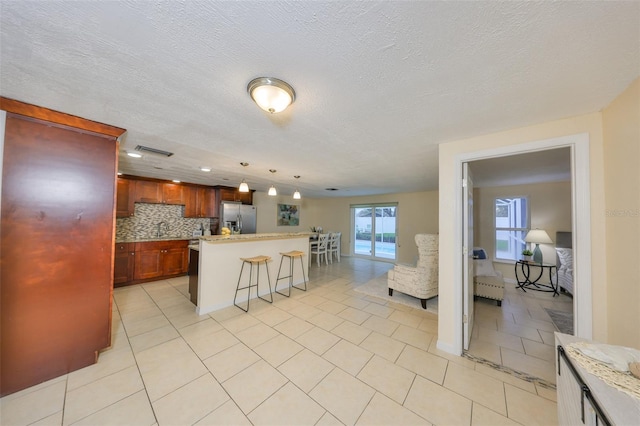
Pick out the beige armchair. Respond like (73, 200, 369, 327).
(387, 234, 438, 309)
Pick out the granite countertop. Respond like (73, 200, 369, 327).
(115, 236, 195, 243)
(201, 232, 314, 244)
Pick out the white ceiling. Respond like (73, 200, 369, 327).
(1, 1, 638, 197)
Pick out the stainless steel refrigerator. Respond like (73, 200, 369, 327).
(220, 202, 257, 234)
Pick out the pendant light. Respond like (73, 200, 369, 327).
(293, 175, 301, 199)
(268, 169, 277, 196)
(247, 77, 296, 114)
(238, 162, 249, 192)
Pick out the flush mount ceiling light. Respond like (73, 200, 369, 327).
(200, 167, 211, 172)
(268, 169, 277, 196)
(293, 175, 301, 199)
(127, 152, 142, 158)
(247, 77, 296, 113)
(238, 162, 250, 192)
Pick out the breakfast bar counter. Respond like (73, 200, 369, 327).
(196, 232, 311, 314)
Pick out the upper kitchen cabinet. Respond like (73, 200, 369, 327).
(116, 178, 135, 217)
(184, 186, 216, 218)
(0, 97, 126, 397)
(133, 179, 185, 205)
(134, 180, 162, 203)
(218, 186, 253, 205)
(162, 182, 185, 205)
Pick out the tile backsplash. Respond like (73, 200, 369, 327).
(116, 203, 211, 240)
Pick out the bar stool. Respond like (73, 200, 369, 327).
(275, 251, 307, 297)
(234, 255, 273, 312)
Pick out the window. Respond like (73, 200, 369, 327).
(495, 197, 528, 261)
(351, 204, 397, 261)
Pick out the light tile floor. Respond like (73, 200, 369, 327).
(1, 258, 560, 425)
(468, 280, 573, 386)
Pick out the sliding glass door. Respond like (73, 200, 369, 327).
(352, 204, 397, 261)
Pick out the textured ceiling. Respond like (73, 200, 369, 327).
(1, 1, 638, 197)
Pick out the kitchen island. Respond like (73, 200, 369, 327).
(196, 233, 311, 314)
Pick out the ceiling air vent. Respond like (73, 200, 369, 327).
(134, 145, 174, 157)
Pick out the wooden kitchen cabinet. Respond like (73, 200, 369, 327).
(0, 97, 125, 397)
(162, 183, 185, 205)
(114, 243, 135, 284)
(133, 240, 189, 282)
(185, 186, 216, 218)
(134, 180, 162, 203)
(218, 186, 253, 204)
(116, 178, 135, 217)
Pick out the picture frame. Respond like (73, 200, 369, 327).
(277, 203, 299, 226)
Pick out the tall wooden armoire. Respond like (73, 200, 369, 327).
(0, 98, 126, 396)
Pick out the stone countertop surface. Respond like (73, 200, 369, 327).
(201, 232, 314, 244)
(115, 236, 195, 244)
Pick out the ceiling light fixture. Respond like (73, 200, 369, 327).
(172, 180, 181, 183)
(247, 77, 296, 113)
(200, 167, 211, 172)
(293, 175, 301, 199)
(268, 169, 277, 196)
(127, 152, 142, 158)
(239, 162, 250, 192)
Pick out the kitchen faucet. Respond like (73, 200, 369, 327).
(156, 221, 169, 238)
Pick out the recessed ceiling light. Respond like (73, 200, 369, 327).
(127, 152, 142, 158)
(325, 188, 339, 191)
(200, 167, 211, 172)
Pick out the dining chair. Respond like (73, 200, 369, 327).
(310, 233, 329, 266)
(327, 232, 341, 263)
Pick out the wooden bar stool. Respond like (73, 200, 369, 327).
(234, 255, 272, 312)
(275, 251, 307, 297)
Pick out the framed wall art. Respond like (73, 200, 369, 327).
(277, 203, 299, 226)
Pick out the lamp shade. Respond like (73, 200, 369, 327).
(293, 189, 301, 199)
(268, 185, 277, 196)
(524, 229, 552, 244)
(247, 77, 295, 113)
(238, 180, 249, 193)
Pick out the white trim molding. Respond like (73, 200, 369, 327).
(446, 133, 592, 355)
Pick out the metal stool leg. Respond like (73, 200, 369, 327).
(257, 259, 273, 303)
(234, 261, 250, 312)
(275, 255, 291, 297)
(292, 255, 307, 292)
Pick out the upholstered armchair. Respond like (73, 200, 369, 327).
(387, 234, 439, 309)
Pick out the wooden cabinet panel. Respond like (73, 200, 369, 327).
(130, 240, 188, 284)
(0, 100, 123, 397)
(116, 178, 135, 217)
(183, 186, 198, 217)
(134, 246, 163, 280)
(134, 180, 162, 203)
(114, 243, 135, 284)
(162, 183, 184, 205)
(218, 187, 253, 205)
(202, 188, 220, 217)
(163, 246, 188, 275)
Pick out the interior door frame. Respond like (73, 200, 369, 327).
(451, 133, 591, 355)
(462, 163, 474, 350)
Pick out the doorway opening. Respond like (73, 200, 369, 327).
(351, 204, 397, 261)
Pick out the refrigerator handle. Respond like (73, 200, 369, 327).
(238, 214, 242, 231)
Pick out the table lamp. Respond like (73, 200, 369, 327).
(524, 229, 553, 264)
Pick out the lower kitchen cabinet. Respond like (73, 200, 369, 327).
(114, 243, 135, 284)
(114, 240, 189, 287)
